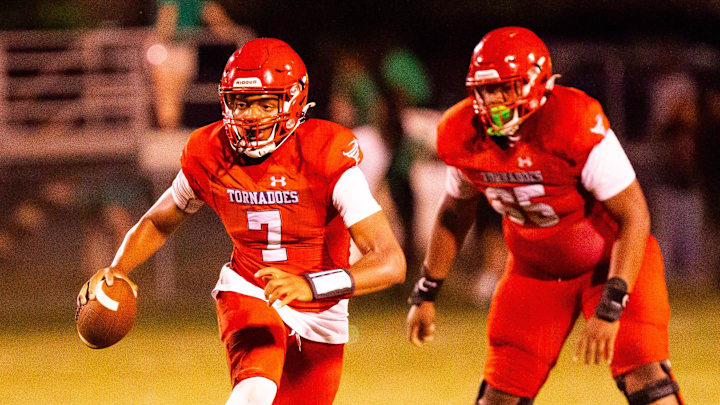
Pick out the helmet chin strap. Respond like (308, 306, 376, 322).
(243, 142, 276, 159)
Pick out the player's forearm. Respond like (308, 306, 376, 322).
(109, 190, 189, 276)
(345, 212, 406, 296)
(349, 245, 406, 295)
(593, 211, 649, 323)
(424, 195, 476, 279)
(607, 210, 650, 292)
(602, 181, 651, 292)
(109, 216, 171, 275)
(424, 227, 462, 279)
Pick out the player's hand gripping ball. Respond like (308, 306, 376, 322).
(76, 275, 137, 349)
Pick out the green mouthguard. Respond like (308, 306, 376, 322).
(487, 105, 511, 136)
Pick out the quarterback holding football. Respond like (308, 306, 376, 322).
(406, 27, 683, 405)
(78, 38, 405, 405)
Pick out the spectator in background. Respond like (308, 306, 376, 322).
(75, 177, 147, 276)
(647, 59, 699, 139)
(148, 0, 254, 130)
(642, 62, 709, 283)
(0, 200, 46, 265)
(328, 42, 437, 266)
(697, 85, 720, 285)
(647, 117, 705, 282)
(40, 172, 148, 277)
(329, 47, 384, 131)
(377, 43, 434, 266)
(328, 47, 389, 191)
(0, 167, 148, 278)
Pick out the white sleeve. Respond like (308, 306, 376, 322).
(581, 129, 636, 201)
(332, 166, 382, 228)
(171, 169, 204, 214)
(445, 166, 480, 199)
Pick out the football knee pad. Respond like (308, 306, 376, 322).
(475, 380, 534, 405)
(615, 361, 683, 405)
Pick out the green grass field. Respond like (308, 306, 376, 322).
(2, 287, 718, 405)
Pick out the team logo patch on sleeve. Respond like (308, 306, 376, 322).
(342, 139, 360, 164)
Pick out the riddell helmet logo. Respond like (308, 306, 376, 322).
(233, 77, 262, 88)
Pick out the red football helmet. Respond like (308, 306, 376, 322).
(466, 27, 558, 139)
(219, 38, 310, 158)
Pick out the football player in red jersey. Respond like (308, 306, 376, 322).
(406, 27, 683, 405)
(77, 38, 405, 405)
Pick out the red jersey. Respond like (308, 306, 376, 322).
(181, 119, 362, 311)
(438, 86, 623, 279)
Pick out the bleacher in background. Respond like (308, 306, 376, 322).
(0, 28, 150, 161)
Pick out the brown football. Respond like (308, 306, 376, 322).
(76, 277, 137, 349)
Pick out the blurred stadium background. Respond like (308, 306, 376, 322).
(1, 1, 719, 404)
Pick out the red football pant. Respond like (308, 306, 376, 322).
(215, 292, 345, 405)
(484, 235, 670, 398)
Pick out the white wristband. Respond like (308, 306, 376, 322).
(302, 269, 355, 300)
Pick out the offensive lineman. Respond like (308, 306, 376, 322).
(406, 27, 683, 405)
(78, 38, 405, 405)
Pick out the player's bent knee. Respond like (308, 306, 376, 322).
(226, 376, 277, 405)
(615, 361, 682, 405)
(476, 380, 534, 405)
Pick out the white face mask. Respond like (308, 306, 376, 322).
(224, 101, 316, 159)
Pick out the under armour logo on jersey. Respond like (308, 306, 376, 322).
(270, 176, 286, 187)
(517, 156, 533, 168)
(342, 139, 360, 164)
(590, 114, 608, 136)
